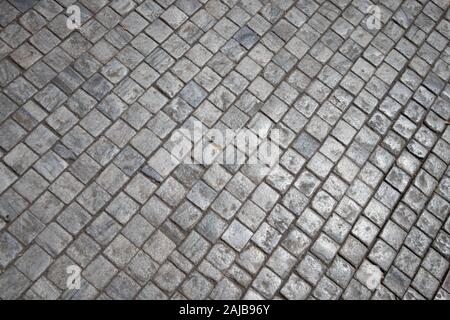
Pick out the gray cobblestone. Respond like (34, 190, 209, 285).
(0, 0, 449, 300)
(0, 266, 31, 299)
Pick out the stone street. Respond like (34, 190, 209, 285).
(0, 0, 449, 300)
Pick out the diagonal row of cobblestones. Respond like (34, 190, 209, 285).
(0, 0, 449, 300)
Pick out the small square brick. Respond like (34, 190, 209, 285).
(156, 177, 187, 207)
(187, 180, 218, 210)
(61, 126, 94, 156)
(66, 233, 100, 267)
(267, 246, 297, 279)
(281, 273, 311, 300)
(282, 228, 311, 257)
(0, 162, 18, 195)
(0, 267, 31, 299)
(237, 200, 266, 231)
(179, 231, 210, 264)
(77, 183, 111, 214)
(106, 192, 140, 225)
(49, 172, 84, 204)
(36, 222, 72, 257)
(4, 143, 39, 175)
(147, 148, 179, 178)
(0, 232, 23, 268)
(252, 222, 281, 254)
(222, 220, 253, 251)
(0, 188, 27, 223)
(87, 137, 119, 166)
(328, 256, 355, 288)
(153, 262, 185, 293)
(105, 234, 138, 268)
(25, 125, 58, 155)
(96, 164, 129, 195)
(57, 202, 91, 234)
(144, 230, 176, 264)
(126, 251, 158, 286)
(8, 211, 45, 245)
(13, 169, 48, 202)
(211, 190, 241, 220)
(105, 272, 141, 300)
(15, 244, 52, 280)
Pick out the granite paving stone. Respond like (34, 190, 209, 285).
(0, 0, 449, 301)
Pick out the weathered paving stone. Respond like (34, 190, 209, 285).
(106, 192, 139, 225)
(28, 191, 63, 224)
(143, 230, 176, 264)
(77, 183, 111, 214)
(237, 200, 266, 231)
(252, 222, 281, 254)
(311, 233, 340, 264)
(434, 231, 450, 258)
(210, 277, 242, 300)
(252, 267, 282, 299)
(83, 255, 118, 290)
(187, 180, 217, 211)
(384, 266, 412, 298)
(66, 233, 100, 268)
(211, 190, 241, 220)
(156, 177, 187, 207)
(280, 274, 311, 300)
(8, 210, 44, 245)
(137, 282, 167, 300)
(327, 256, 355, 288)
(0, 119, 27, 151)
(104, 234, 138, 268)
(369, 239, 397, 272)
(267, 246, 297, 279)
(207, 243, 235, 271)
(313, 276, 343, 300)
(49, 172, 84, 204)
(153, 262, 186, 293)
(342, 279, 372, 300)
(1, 0, 449, 301)
(105, 272, 140, 300)
(171, 201, 202, 231)
(0, 163, 17, 194)
(25, 125, 59, 156)
(140, 196, 170, 227)
(222, 220, 253, 251)
(181, 271, 213, 299)
(15, 244, 52, 281)
(24, 277, 61, 300)
(3, 143, 38, 175)
(282, 228, 311, 257)
(296, 253, 326, 286)
(422, 249, 449, 280)
(0, 267, 31, 299)
(36, 223, 72, 257)
(412, 268, 440, 299)
(13, 169, 49, 202)
(0, 231, 23, 268)
(61, 279, 99, 300)
(394, 247, 421, 278)
(196, 211, 227, 242)
(340, 236, 367, 267)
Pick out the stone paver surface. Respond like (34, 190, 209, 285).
(0, 0, 450, 300)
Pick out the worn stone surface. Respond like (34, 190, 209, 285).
(0, 0, 449, 301)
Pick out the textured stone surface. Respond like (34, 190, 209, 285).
(0, 0, 449, 301)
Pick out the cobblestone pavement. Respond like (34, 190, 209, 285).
(0, 0, 449, 301)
